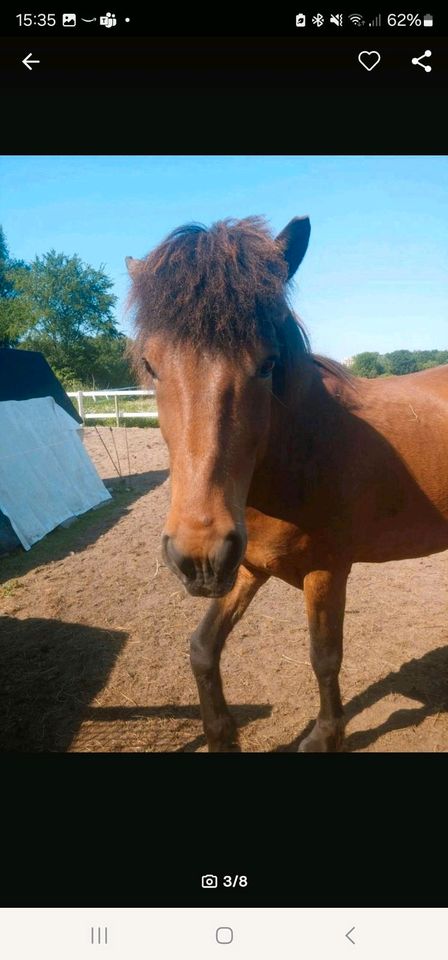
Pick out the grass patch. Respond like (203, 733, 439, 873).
(0, 578, 23, 598)
(83, 396, 157, 414)
(68, 392, 160, 428)
(81, 395, 158, 428)
(86, 416, 159, 428)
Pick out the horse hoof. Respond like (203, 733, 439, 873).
(206, 717, 240, 752)
(298, 719, 345, 753)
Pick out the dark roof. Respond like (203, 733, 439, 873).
(0, 349, 81, 423)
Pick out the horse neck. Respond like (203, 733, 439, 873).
(269, 354, 321, 438)
(260, 356, 346, 479)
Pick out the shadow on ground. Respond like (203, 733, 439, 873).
(0, 613, 270, 753)
(81, 702, 273, 753)
(0, 614, 127, 751)
(3, 612, 445, 752)
(275, 644, 448, 752)
(0, 468, 168, 583)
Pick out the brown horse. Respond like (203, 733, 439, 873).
(126, 216, 448, 752)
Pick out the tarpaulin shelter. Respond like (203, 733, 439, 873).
(0, 348, 111, 554)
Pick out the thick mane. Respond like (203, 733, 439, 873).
(313, 354, 356, 385)
(128, 217, 310, 373)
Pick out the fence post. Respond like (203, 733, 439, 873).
(76, 390, 85, 422)
(114, 395, 120, 427)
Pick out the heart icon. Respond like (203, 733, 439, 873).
(358, 50, 381, 71)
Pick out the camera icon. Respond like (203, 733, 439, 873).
(202, 874, 218, 888)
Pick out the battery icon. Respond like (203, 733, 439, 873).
(423, 13, 433, 26)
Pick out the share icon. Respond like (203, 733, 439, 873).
(411, 50, 432, 72)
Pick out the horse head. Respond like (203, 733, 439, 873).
(126, 216, 310, 597)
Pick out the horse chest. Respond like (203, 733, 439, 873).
(243, 507, 343, 585)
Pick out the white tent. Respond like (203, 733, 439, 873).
(0, 349, 111, 552)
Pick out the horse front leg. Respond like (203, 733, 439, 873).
(299, 565, 350, 752)
(190, 565, 267, 752)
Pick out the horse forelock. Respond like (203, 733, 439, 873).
(128, 217, 310, 375)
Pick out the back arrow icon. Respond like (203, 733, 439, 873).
(22, 53, 40, 70)
(346, 927, 356, 944)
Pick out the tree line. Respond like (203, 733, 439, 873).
(0, 226, 134, 389)
(349, 350, 448, 378)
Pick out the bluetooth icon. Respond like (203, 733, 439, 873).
(312, 13, 325, 27)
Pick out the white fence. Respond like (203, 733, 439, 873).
(67, 389, 157, 426)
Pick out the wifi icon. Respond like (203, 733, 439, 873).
(348, 13, 365, 26)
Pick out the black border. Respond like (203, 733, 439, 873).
(1, 754, 446, 906)
(2, 36, 448, 153)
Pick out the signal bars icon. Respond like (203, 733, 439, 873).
(369, 13, 382, 27)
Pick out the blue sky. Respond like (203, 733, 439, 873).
(1, 155, 447, 360)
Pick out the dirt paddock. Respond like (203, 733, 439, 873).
(1, 426, 447, 752)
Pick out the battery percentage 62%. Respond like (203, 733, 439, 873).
(387, 13, 428, 26)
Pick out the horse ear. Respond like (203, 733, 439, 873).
(125, 256, 143, 278)
(276, 216, 311, 280)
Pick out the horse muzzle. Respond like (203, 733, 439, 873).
(161, 530, 245, 597)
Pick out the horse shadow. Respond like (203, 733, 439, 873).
(275, 643, 448, 752)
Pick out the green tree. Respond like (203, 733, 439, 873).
(350, 348, 448, 378)
(16, 250, 119, 383)
(64, 335, 134, 390)
(0, 226, 31, 347)
(350, 351, 386, 378)
(414, 349, 448, 370)
(89, 335, 134, 388)
(383, 350, 418, 375)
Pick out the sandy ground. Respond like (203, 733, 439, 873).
(1, 426, 447, 752)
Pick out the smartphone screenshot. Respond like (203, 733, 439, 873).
(1, 3, 447, 951)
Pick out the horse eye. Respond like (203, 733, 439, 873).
(257, 357, 277, 379)
(142, 358, 157, 379)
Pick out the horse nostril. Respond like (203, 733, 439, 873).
(163, 535, 196, 581)
(212, 531, 244, 577)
